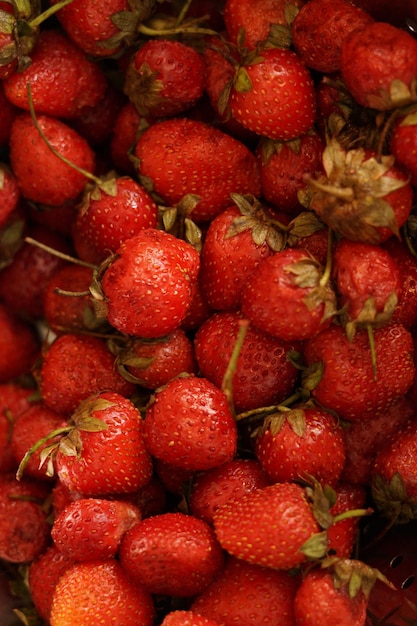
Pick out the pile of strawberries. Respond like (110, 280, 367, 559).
(1, 0, 417, 624)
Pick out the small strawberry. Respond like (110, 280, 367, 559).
(0, 382, 33, 473)
(119, 511, 225, 597)
(144, 375, 238, 471)
(49, 559, 155, 626)
(0, 302, 40, 383)
(161, 611, 223, 626)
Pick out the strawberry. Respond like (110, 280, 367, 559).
(119, 511, 225, 597)
(326, 483, 367, 559)
(134, 117, 262, 222)
(180, 276, 213, 332)
(161, 611, 223, 626)
(124, 38, 206, 118)
(51, 497, 141, 561)
(340, 21, 417, 110)
(9, 112, 95, 206)
(228, 47, 316, 141)
(0, 302, 40, 383)
(144, 375, 238, 471)
(39, 333, 135, 416)
(382, 236, 417, 329)
(0, 81, 18, 150)
(189, 458, 271, 525)
(254, 405, 346, 487)
(53, 391, 153, 496)
(110, 101, 145, 176)
(212, 481, 323, 569)
(240, 247, 337, 342)
(0, 163, 20, 229)
(0, 382, 33, 473)
(194, 311, 300, 412)
(291, 0, 374, 73)
(390, 110, 417, 186)
(303, 322, 415, 421)
(49, 559, 155, 626)
(191, 555, 299, 626)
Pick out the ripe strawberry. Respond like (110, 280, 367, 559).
(49, 559, 155, 626)
(194, 311, 300, 412)
(161, 611, 223, 626)
(110, 101, 145, 175)
(99, 228, 200, 338)
(189, 458, 271, 525)
(390, 110, 417, 186)
(213, 481, 323, 569)
(326, 483, 367, 559)
(303, 322, 415, 421)
(119, 511, 225, 597)
(240, 247, 337, 342)
(53, 391, 153, 496)
(0, 81, 18, 149)
(153, 458, 195, 497)
(180, 277, 213, 332)
(39, 333, 135, 416)
(144, 375, 237, 471)
(3, 28, 107, 119)
(0, 0, 38, 80)
(51, 497, 141, 561)
(291, 0, 374, 73)
(134, 117, 261, 222)
(340, 21, 417, 110)
(191, 555, 299, 626)
(124, 38, 206, 117)
(0, 163, 20, 229)
(254, 405, 346, 487)
(0, 302, 40, 383)
(9, 112, 95, 206)
(228, 47, 316, 141)
(0, 382, 33, 473)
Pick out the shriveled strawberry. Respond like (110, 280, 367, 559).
(191, 556, 299, 626)
(340, 20, 417, 110)
(0, 382, 33, 473)
(144, 375, 237, 471)
(161, 611, 223, 626)
(39, 334, 135, 416)
(99, 228, 200, 338)
(194, 311, 300, 412)
(240, 247, 337, 342)
(9, 112, 95, 206)
(0, 302, 40, 383)
(0, 163, 20, 229)
(213, 481, 323, 569)
(254, 405, 346, 487)
(51, 497, 141, 561)
(327, 483, 367, 559)
(189, 458, 271, 525)
(134, 117, 261, 222)
(49, 559, 155, 626)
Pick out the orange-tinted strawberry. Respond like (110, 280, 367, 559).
(161, 611, 223, 626)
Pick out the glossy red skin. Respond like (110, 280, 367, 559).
(326, 483, 367, 558)
(390, 115, 417, 186)
(291, 0, 374, 73)
(101, 228, 200, 338)
(144, 375, 237, 472)
(161, 611, 223, 626)
(0, 383, 33, 473)
(0, 303, 40, 383)
(254, 407, 346, 487)
(229, 48, 316, 141)
(194, 311, 300, 412)
(119, 512, 225, 597)
(304, 322, 415, 421)
(134, 117, 262, 222)
(191, 556, 299, 626)
(0, 164, 20, 228)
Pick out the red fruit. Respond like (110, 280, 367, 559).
(119, 512, 225, 597)
(110, 101, 145, 175)
(40, 333, 135, 416)
(0, 383, 33, 473)
(0, 81, 18, 148)
(213, 482, 322, 570)
(49, 559, 155, 626)
(0, 163, 20, 229)
(134, 117, 261, 222)
(254, 406, 346, 487)
(229, 47, 316, 141)
(51, 497, 141, 561)
(291, 0, 374, 73)
(194, 311, 300, 412)
(340, 21, 417, 110)
(54, 391, 153, 496)
(100, 228, 200, 338)
(189, 458, 270, 525)
(124, 38, 206, 117)
(240, 247, 337, 342)
(0, 302, 40, 383)
(327, 483, 367, 559)
(191, 556, 299, 626)
(3, 28, 107, 119)
(9, 112, 95, 206)
(382, 237, 417, 329)
(145, 375, 237, 471)
(303, 322, 415, 421)
(161, 611, 223, 626)
(390, 111, 417, 186)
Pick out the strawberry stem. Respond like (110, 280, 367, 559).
(366, 323, 377, 381)
(29, 0, 74, 29)
(16, 425, 72, 481)
(319, 227, 333, 288)
(222, 318, 249, 417)
(137, 22, 218, 37)
(24, 237, 97, 269)
(332, 507, 374, 524)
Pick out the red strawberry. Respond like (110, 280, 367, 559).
(119, 512, 225, 597)
(49, 559, 155, 626)
(327, 483, 367, 559)
(99, 228, 200, 338)
(194, 311, 300, 412)
(51, 497, 141, 561)
(134, 117, 261, 222)
(0, 163, 20, 229)
(382, 237, 417, 329)
(254, 405, 346, 487)
(212, 481, 323, 570)
(0, 81, 18, 148)
(240, 247, 337, 342)
(0, 382, 33, 473)
(390, 111, 417, 186)
(161, 611, 223, 626)
(191, 555, 299, 626)
(110, 101, 145, 175)
(144, 375, 238, 471)
(0, 302, 40, 383)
